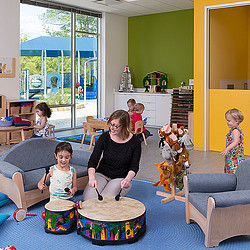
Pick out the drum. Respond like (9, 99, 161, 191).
(44, 200, 75, 234)
(77, 197, 146, 245)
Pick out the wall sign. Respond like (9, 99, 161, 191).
(0, 57, 15, 78)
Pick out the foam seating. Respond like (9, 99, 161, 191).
(184, 159, 250, 247)
(0, 138, 91, 211)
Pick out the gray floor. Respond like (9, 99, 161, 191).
(55, 127, 247, 183)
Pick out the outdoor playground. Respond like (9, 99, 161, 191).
(20, 36, 98, 102)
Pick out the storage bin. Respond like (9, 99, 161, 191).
(24, 129, 34, 139)
(0, 120, 13, 127)
(11, 106, 20, 115)
(21, 105, 32, 114)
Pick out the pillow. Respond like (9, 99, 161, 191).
(0, 213, 10, 226)
(0, 193, 10, 207)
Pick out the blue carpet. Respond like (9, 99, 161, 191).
(57, 134, 101, 144)
(0, 180, 249, 249)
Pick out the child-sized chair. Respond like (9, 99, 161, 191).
(184, 159, 250, 247)
(48, 124, 56, 139)
(134, 120, 147, 146)
(80, 122, 100, 150)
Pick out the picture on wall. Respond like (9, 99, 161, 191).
(0, 57, 15, 78)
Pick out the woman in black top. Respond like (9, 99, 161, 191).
(82, 110, 141, 201)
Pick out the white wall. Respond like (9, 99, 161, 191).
(100, 13, 128, 118)
(0, 0, 20, 100)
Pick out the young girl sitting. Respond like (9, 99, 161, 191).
(127, 98, 136, 116)
(220, 108, 245, 174)
(31, 102, 51, 138)
(131, 103, 150, 142)
(38, 142, 77, 201)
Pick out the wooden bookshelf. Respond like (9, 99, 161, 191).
(170, 88, 194, 128)
(6, 100, 36, 143)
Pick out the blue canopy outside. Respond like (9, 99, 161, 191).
(20, 36, 97, 58)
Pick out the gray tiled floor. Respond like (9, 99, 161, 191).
(55, 127, 249, 183)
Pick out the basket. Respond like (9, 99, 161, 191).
(0, 120, 13, 127)
(10, 106, 20, 115)
(21, 105, 32, 114)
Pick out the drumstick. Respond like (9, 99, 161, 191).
(95, 188, 103, 201)
(41, 165, 50, 193)
(115, 189, 122, 201)
(64, 187, 70, 193)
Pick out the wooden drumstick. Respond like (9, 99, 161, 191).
(41, 166, 50, 194)
(115, 189, 122, 201)
(95, 188, 103, 201)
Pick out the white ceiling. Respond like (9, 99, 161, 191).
(51, 0, 194, 17)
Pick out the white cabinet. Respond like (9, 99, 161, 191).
(114, 92, 171, 127)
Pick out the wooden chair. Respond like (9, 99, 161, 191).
(48, 124, 56, 139)
(80, 122, 100, 150)
(134, 120, 147, 146)
(183, 159, 250, 247)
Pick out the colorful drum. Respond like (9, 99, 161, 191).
(44, 200, 75, 234)
(77, 197, 146, 245)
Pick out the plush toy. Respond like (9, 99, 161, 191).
(152, 161, 176, 191)
(159, 124, 182, 153)
(161, 144, 177, 165)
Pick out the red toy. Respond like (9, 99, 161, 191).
(12, 115, 31, 127)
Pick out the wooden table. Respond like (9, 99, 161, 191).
(88, 120, 109, 132)
(0, 126, 33, 145)
(80, 120, 109, 150)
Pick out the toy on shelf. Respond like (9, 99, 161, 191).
(12, 115, 31, 127)
(142, 71, 168, 93)
(118, 65, 134, 92)
(0, 116, 13, 127)
(153, 123, 193, 204)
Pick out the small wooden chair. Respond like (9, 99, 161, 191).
(134, 120, 147, 146)
(48, 124, 56, 140)
(80, 122, 100, 150)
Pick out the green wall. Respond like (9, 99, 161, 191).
(128, 9, 194, 89)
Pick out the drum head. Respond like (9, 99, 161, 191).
(78, 197, 145, 222)
(14, 208, 26, 222)
(45, 200, 74, 212)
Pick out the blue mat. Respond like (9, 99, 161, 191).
(57, 134, 101, 144)
(0, 180, 249, 249)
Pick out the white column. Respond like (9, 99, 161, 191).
(44, 50, 47, 96)
(78, 51, 80, 83)
(61, 50, 64, 95)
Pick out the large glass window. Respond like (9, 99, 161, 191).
(20, 3, 100, 130)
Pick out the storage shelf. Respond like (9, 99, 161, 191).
(170, 89, 194, 128)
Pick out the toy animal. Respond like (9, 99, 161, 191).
(152, 161, 176, 191)
(159, 124, 182, 153)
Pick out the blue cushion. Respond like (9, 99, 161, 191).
(0, 192, 9, 207)
(210, 190, 250, 207)
(235, 159, 250, 190)
(188, 173, 236, 193)
(0, 213, 10, 226)
(188, 193, 212, 218)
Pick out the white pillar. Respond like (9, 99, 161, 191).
(61, 50, 64, 95)
(44, 50, 47, 96)
(78, 51, 80, 83)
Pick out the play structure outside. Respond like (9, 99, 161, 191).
(20, 36, 98, 103)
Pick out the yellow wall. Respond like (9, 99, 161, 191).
(194, 0, 250, 155)
(209, 89, 250, 154)
(210, 7, 248, 89)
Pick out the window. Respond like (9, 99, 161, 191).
(20, 1, 101, 130)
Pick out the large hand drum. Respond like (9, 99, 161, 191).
(77, 197, 146, 245)
(44, 200, 75, 234)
